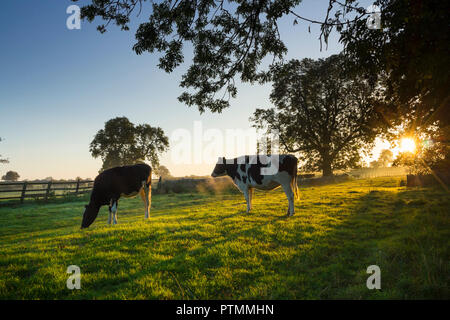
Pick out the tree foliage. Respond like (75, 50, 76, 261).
(74, 0, 449, 133)
(340, 0, 450, 130)
(2, 171, 20, 181)
(90, 117, 169, 172)
(377, 149, 393, 167)
(393, 126, 450, 175)
(73, 0, 376, 113)
(251, 54, 383, 176)
(155, 165, 172, 178)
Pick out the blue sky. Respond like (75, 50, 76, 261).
(0, 0, 375, 179)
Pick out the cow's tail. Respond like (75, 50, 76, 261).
(292, 158, 300, 200)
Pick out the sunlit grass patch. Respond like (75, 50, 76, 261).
(0, 176, 448, 299)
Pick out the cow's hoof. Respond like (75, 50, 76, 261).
(285, 212, 294, 217)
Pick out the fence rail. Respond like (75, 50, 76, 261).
(0, 179, 94, 203)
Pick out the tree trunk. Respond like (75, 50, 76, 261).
(322, 156, 333, 177)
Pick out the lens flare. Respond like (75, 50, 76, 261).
(400, 138, 416, 153)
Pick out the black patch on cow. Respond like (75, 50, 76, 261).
(279, 155, 298, 178)
(248, 163, 266, 185)
(225, 162, 238, 180)
(212, 161, 226, 176)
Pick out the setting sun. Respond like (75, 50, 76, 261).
(400, 138, 416, 153)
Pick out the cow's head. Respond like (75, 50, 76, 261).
(211, 157, 227, 177)
(81, 204, 100, 229)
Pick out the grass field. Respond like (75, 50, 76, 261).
(0, 177, 448, 299)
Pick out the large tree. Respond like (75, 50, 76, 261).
(251, 54, 383, 176)
(2, 171, 20, 181)
(90, 117, 169, 172)
(73, 0, 376, 113)
(73, 0, 448, 126)
(340, 0, 450, 130)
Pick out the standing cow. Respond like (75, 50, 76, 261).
(211, 155, 299, 216)
(81, 163, 152, 229)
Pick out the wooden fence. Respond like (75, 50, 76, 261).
(0, 179, 94, 203)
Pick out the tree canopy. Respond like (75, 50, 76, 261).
(2, 171, 20, 181)
(155, 165, 172, 178)
(90, 117, 169, 172)
(392, 128, 450, 175)
(251, 54, 383, 176)
(74, 0, 449, 127)
(340, 0, 450, 130)
(377, 149, 393, 167)
(73, 0, 374, 113)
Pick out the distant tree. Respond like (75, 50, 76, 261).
(393, 130, 450, 175)
(251, 54, 384, 177)
(90, 117, 169, 172)
(155, 165, 172, 179)
(2, 171, 20, 181)
(0, 137, 8, 164)
(377, 149, 393, 167)
(392, 152, 416, 173)
(369, 160, 380, 169)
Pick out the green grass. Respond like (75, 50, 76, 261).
(0, 177, 448, 299)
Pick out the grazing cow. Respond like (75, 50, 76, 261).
(81, 163, 152, 229)
(211, 155, 299, 216)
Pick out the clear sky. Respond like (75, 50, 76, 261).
(0, 0, 377, 180)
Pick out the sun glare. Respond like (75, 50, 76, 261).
(400, 138, 416, 153)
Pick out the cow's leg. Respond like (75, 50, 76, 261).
(248, 187, 254, 211)
(140, 181, 151, 219)
(139, 189, 147, 219)
(281, 182, 295, 216)
(111, 199, 118, 224)
(108, 200, 113, 225)
(243, 187, 251, 213)
(147, 183, 152, 218)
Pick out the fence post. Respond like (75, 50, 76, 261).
(75, 178, 80, 195)
(20, 182, 28, 204)
(45, 180, 52, 201)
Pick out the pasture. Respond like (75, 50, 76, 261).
(0, 177, 448, 299)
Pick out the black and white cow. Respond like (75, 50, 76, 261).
(81, 163, 152, 229)
(211, 155, 299, 216)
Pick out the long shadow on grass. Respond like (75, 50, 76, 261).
(94, 187, 447, 299)
(4, 187, 447, 299)
(265, 188, 449, 299)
